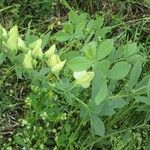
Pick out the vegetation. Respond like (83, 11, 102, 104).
(0, 0, 150, 149)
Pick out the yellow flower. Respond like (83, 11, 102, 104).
(47, 54, 60, 67)
(29, 39, 43, 58)
(73, 71, 94, 88)
(47, 54, 66, 73)
(18, 37, 27, 51)
(23, 50, 33, 69)
(51, 60, 66, 73)
(45, 44, 55, 58)
(7, 26, 18, 53)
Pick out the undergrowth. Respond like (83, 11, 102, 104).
(0, 0, 150, 149)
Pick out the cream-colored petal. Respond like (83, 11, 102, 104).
(45, 44, 56, 58)
(73, 71, 87, 79)
(51, 60, 66, 73)
(23, 50, 33, 69)
(18, 37, 27, 51)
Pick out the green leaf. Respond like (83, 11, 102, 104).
(123, 42, 139, 58)
(95, 27, 112, 39)
(100, 101, 115, 116)
(95, 76, 107, 105)
(82, 41, 97, 59)
(0, 53, 6, 64)
(135, 96, 150, 105)
(93, 16, 104, 29)
(108, 61, 131, 80)
(109, 98, 128, 109)
(63, 22, 74, 34)
(128, 61, 142, 88)
(92, 65, 107, 105)
(91, 114, 105, 136)
(68, 11, 79, 24)
(98, 59, 110, 76)
(15, 66, 22, 78)
(41, 32, 51, 49)
(147, 79, 150, 98)
(53, 31, 71, 42)
(67, 56, 93, 71)
(134, 75, 150, 93)
(97, 39, 114, 60)
(14, 135, 26, 146)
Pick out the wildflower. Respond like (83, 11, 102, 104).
(45, 44, 56, 58)
(29, 39, 43, 58)
(7, 26, 18, 54)
(23, 50, 33, 69)
(73, 70, 94, 88)
(47, 54, 66, 73)
(17, 37, 27, 51)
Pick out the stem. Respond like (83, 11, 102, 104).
(88, 124, 150, 147)
(66, 111, 89, 150)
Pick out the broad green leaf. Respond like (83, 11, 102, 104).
(94, 77, 107, 105)
(109, 98, 128, 109)
(67, 56, 93, 71)
(93, 16, 104, 29)
(100, 101, 115, 116)
(74, 24, 84, 39)
(97, 39, 114, 60)
(26, 35, 39, 46)
(134, 75, 150, 93)
(15, 66, 22, 78)
(41, 32, 51, 49)
(108, 61, 131, 80)
(95, 27, 112, 39)
(128, 61, 142, 88)
(68, 11, 79, 24)
(63, 22, 74, 34)
(92, 65, 107, 105)
(0, 53, 6, 64)
(91, 114, 105, 136)
(86, 20, 94, 32)
(135, 96, 150, 105)
(61, 51, 80, 60)
(68, 11, 87, 25)
(123, 42, 139, 58)
(89, 100, 104, 114)
(98, 59, 110, 76)
(82, 41, 97, 59)
(127, 54, 146, 65)
(53, 31, 70, 42)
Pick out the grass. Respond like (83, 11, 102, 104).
(0, 0, 150, 149)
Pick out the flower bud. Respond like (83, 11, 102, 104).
(23, 50, 33, 69)
(47, 54, 66, 73)
(47, 54, 60, 67)
(51, 60, 66, 73)
(29, 39, 43, 58)
(18, 37, 27, 51)
(73, 71, 94, 88)
(45, 44, 55, 58)
(28, 39, 42, 49)
(7, 25, 18, 54)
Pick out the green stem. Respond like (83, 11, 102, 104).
(88, 124, 150, 147)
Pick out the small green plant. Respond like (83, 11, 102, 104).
(0, 10, 150, 149)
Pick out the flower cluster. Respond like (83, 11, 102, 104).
(0, 25, 94, 88)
